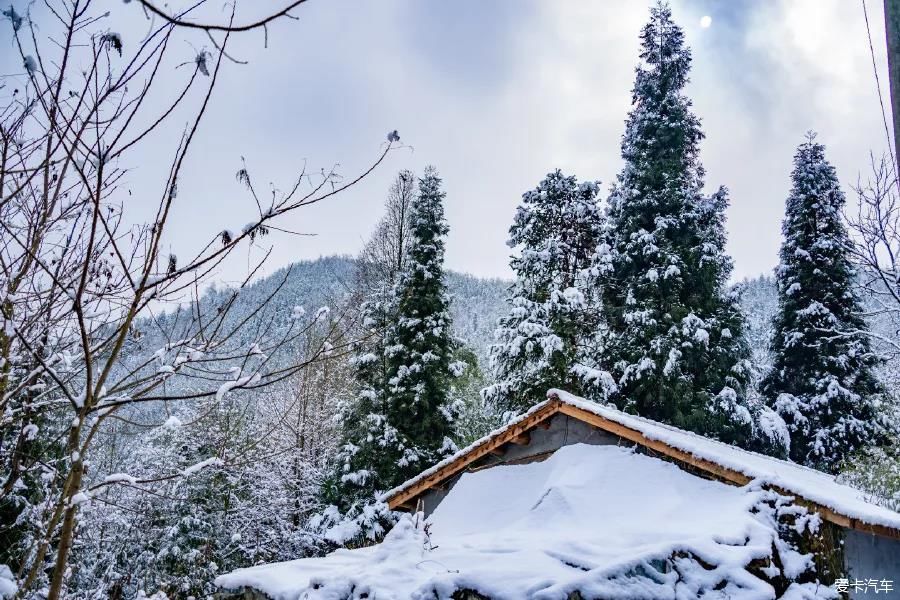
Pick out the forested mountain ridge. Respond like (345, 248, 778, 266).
(133, 257, 846, 378)
(134, 255, 510, 367)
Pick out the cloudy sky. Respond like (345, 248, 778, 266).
(3, 0, 894, 286)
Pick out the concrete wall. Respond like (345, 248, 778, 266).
(418, 413, 623, 516)
(845, 529, 900, 598)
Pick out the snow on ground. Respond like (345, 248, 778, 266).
(217, 444, 832, 599)
(0, 565, 16, 598)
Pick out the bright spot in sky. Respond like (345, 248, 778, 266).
(700, 15, 713, 28)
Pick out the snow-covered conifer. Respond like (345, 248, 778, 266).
(322, 168, 458, 539)
(321, 297, 397, 535)
(382, 166, 458, 479)
(598, 2, 762, 449)
(485, 170, 611, 414)
(762, 136, 890, 472)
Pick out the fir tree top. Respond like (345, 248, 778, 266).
(621, 1, 703, 197)
(636, 1, 690, 99)
(779, 135, 852, 276)
(402, 166, 449, 286)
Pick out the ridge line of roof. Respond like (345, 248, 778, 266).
(550, 390, 836, 479)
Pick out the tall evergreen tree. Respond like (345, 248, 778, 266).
(383, 166, 458, 479)
(484, 170, 612, 414)
(322, 167, 457, 535)
(599, 2, 761, 448)
(321, 297, 397, 528)
(762, 136, 890, 472)
(321, 171, 417, 538)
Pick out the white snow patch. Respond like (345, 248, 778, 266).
(104, 473, 138, 485)
(70, 491, 91, 507)
(217, 444, 830, 599)
(182, 457, 223, 476)
(215, 373, 261, 403)
(0, 564, 16, 598)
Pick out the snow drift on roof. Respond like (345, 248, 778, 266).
(217, 444, 831, 599)
(550, 390, 900, 532)
(386, 389, 900, 533)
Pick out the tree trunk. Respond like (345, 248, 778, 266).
(886, 0, 900, 176)
(47, 449, 84, 599)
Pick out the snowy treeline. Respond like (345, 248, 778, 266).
(0, 242, 506, 598)
(489, 2, 784, 458)
(483, 1, 899, 508)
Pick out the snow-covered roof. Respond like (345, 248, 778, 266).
(217, 443, 831, 599)
(385, 389, 900, 537)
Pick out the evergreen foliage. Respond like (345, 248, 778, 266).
(383, 166, 458, 479)
(484, 170, 612, 415)
(598, 2, 768, 449)
(762, 137, 890, 472)
(320, 297, 396, 533)
(322, 168, 458, 540)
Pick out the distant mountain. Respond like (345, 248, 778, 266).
(134, 255, 511, 368)
(135, 260, 896, 394)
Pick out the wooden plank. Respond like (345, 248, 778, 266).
(510, 432, 530, 445)
(557, 403, 900, 540)
(386, 399, 561, 510)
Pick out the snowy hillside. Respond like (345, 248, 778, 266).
(737, 275, 778, 373)
(132, 255, 509, 367)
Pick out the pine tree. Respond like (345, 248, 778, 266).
(762, 136, 890, 472)
(320, 298, 395, 522)
(599, 2, 762, 448)
(383, 166, 458, 480)
(484, 170, 612, 414)
(321, 168, 457, 539)
(321, 172, 417, 539)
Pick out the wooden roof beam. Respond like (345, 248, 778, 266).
(510, 432, 530, 445)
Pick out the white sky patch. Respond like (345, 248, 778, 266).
(700, 15, 713, 28)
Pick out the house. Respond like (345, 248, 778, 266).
(217, 390, 900, 599)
